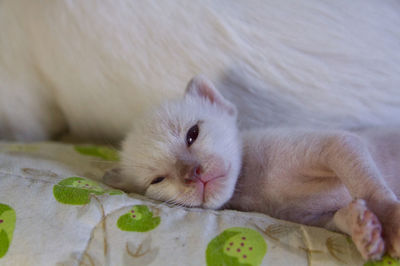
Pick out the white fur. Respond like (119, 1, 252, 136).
(1, 0, 400, 141)
(119, 77, 241, 208)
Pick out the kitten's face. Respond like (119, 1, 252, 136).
(117, 76, 242, 209)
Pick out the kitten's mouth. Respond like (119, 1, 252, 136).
(199, 176, 224, 205)
(199, 175, 224, 186)
(199, 164, 231, 206)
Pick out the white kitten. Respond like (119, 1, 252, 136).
(117, 76, 242, 209)
(111, 76, 400, 260)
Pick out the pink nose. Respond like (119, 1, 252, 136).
(193, 165, 202, 178)
(185, 165, 203, 184)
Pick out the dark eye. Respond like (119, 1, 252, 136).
(186, 124, 199, 147)
(151, 176, 165, 185)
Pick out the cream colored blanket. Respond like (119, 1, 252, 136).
(0, 142, 393, 265)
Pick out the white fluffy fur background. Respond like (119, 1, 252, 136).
(0, 0, 399, 142)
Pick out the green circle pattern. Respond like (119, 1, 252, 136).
(206, 227, 267, 266)
(53, 177, 123, 205)
(74, 145, 119, 161)
(364, 255, 400, 266)
(0, 204, 16, 258)
(117, 205, 160, 232)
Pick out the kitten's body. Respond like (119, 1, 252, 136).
(227, 127, 400, 259)
(113, 76, 400, 260)
(229, 127, 400, 226)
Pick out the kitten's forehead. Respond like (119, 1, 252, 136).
(147, 99, 200, 138)
(132, 96, 231, 161)
(128, 100, 197, 167)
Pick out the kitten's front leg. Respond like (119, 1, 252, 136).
(310, 132, 400, 258)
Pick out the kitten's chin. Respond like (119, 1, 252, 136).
(202, 200, 226, 209)
(202, 195, 231, 209)
(201, 176, 237, 209)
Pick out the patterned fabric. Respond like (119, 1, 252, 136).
(0, 142, 394, 265)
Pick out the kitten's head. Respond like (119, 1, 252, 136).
(110, 76, 241, 209)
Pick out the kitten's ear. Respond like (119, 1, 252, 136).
(185, 75, 237, 116)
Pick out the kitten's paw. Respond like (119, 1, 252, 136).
(349, 200, 385, 260)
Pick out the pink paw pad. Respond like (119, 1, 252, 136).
(350, 200, 385, 260)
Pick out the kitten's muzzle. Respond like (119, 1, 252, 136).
(184, 165, 203, 184)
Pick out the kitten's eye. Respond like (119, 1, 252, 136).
(186, 124, 199, 147)
(151, 176, 165, 185)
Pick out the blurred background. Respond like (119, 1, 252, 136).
(0, 0, 400, 143)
